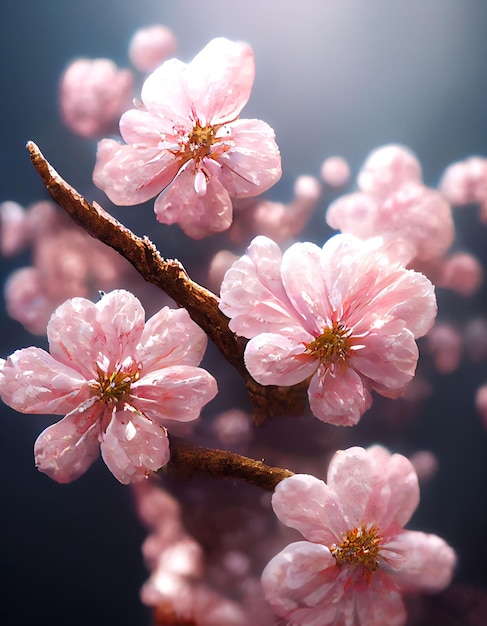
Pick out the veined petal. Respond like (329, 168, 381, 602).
(154, 166, 233, 239)
(272, 475, 338, 545)
(131, 365, 218, 424)
(100, 406, 170, 484)
(119, 108, 175, 145)
(0, 347, 90, 415)
(185, 38, 255, 125)
(93, 138, 180, 206)
(244, 333, 316, 386)
(308, 366, 372, 426)
(137, 307, 208, 372)
(217, 119, 281, 196)
(141, 58, 192, 125)
(386, 530, 456, 593)
(34, 405, 101, 483)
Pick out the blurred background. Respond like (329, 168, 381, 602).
(1, 1, 487, 624)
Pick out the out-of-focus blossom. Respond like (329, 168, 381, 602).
(0, 290, 217, 484)
(436, 252, 484, 297)
(93, 37, 281, 239)
(464, 318, 487, 363)
(320, 156, 351, 188)
(207, 250, 240, 293)
(326, 144, 455, 265)
(128, 24, 178, 73)
(1, 202, 150, 335)
(261, 446, 456, 626)
(229, 175, 320, 245)
(410, 450, 439, 483)
(212, 409, 253, 448)
(475, 384, 487, 429)
(0, 201, 30, 256)
(59, 58, 134, 138)
(439, 156, 487, 223)
(219, 234, 436, 426)
(425, 323, 463, 374)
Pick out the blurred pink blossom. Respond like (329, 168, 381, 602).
(59, 58, 134, 138)
(425, 323, 463, 374)
(0, 290, 217, 484)
(439, 156, 487, 223)
(2, 203, 142, 335)
(409, 450, 439, 483)
(475, 384, 487, 429)
(436, 252, 484, 296)
(93, 37, 281, 239)
(0, 201, 30, 256)
(326, 144, 455, 265)
(219, 234, 437, 426)
(128, 24, 178, 73)
(229, 175, 321, 245)
(261, 446, 456, 626)
(320, 156, 351, 188)
(464, 318, 487, 363)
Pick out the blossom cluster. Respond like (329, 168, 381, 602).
(2, 25, 485, 626)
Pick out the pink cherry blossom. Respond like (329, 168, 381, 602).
(219, 234, 437, 426)
(439, 156, 487, 222)
(59, 58, 134, 138)
(425, 322, 463, 374)
(261, 446, 456, 626)
(0, 290, 217, 484)
(320, 156, 351, 188)
(326, 144, 455, 265)
(128, 24, 178, 73)
(93, 37, 281, 239)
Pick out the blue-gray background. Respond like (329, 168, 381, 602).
(1, 1, 486, 625)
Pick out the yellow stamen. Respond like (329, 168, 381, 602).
(305, 321, 351, 367)
(91, 364, 140, 404)
(331, 525, 382, 582)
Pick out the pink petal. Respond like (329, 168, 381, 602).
(281, 241, 331, 335)
(244, 332, 316, 386)
(154, 165, 233, 239)
(141, 58, 192, 125)
(137, 307, 208, 372)
(131, 365, 218, 424)
(364, 450, 420, 530)
(0, 347, 90, 415)
(217, 119, 281, 196)
(34, 406, 101, 483)
(261, 541, 337, 617)
(93, 138, 180, 206)
(271, 475, 338, 545)
(308, 366, 372, 426)
(357, 144, 422, 199)
(219, 236, 299, 338)
(119, 108, 172, 145)
(128, 25, 178, 74)
(387, 530, 456, 593)
(325, 447, 381, 528)
(100, 406, 170, 484)
(352, 323, 418, 397)
(95, 290, 146, 366)
(185, 38, 255, 125)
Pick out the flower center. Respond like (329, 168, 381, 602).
(330, 525, 382, 582)
(305, 321, 351, 367)
(91, 362, 140, 404)
(179, 123, 220, 165)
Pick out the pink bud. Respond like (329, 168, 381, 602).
(128, 25, 178, 73)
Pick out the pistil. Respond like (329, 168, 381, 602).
(331, 525, 382, 582)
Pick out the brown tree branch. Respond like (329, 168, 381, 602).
(27, 141, 308, 423)
(165, 436, 294, 491)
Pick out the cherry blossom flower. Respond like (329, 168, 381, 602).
(326, 144, 455, 265)
(219, 234, 436, 426)
(93, 37, 282, 239)
(261, 446, 456, 626)
(128, 24, 178, 73)
(59, 58, 134, 138)
(0, 290, 217, 484)
(439, 156, 487, 223)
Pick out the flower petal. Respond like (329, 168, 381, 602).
(131, 365, 218, 424)
(100, 406, 170, 484)
(271, 475, 338, 545)
(154, 166, 233, 239)
(217, 119, 281, 196)
(93, 138, 180, 206)
(0, 347, 89, 415)
(308, 366, 372, 426)
(34, 405, 101, 483)
(244, 333, 316, 386)
(386, 530, 456, 593)
(185, 38, 255, 125)
(141, 57, 192, 125)
(137, 307, 208, 372)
